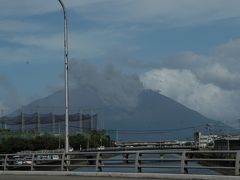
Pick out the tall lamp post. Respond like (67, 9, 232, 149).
(58, 0, 69, 154)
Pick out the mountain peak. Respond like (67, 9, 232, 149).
(11, 88, 223, 140)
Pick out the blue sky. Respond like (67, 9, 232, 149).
(1, 0, 240, 125)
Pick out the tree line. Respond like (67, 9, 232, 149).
(0, 129, 113, 153)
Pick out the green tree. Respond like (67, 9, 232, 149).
(69, 134, 87, 150)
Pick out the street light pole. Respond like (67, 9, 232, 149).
(58, 0, 69, 154)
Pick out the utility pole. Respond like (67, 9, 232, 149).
(116, 130, 119, 142)
(79, 110, 83, 133)
(1, 109, 4, 129)
(21, 111, 25, 132)
(37, 112, 41, 133)
(58, 0, 69, 154)
(52, 112, 56, 134)
(227, 127, 230, 151)
(58, 123, 61, 151)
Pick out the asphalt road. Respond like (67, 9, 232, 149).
(0, 175, 156, 180)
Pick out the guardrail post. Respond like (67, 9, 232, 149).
(160, 153, 164, 160)
(135, 152, 142, 173)
(31, 153, 35, 171)
(96, 152, 102, 172)
(3, 154, 8, 171)
(180, 151, 188, 174)
(235, 151, 240, 176)
(123, 153, 129, 164)
(61, 153, 65, 171)
(66, 154, 70, 171)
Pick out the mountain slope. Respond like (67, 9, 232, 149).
(102, 90, 222, 140)
(15, 88, 226, 140)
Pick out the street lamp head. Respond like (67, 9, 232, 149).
(58, 0, 64, 8)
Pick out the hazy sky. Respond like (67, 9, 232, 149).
(1, 0, 240, 123)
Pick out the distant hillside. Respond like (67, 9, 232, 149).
(13, 87, 227, 141)
(102, 90, 226, 140)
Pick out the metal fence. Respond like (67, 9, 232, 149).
(0, 150, 239, 176)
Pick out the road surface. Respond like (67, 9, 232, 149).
(0, 175, 155, 180)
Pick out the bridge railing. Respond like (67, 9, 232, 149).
(0, 150, 239, 176)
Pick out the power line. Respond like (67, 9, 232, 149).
(104, 124, 207, 135)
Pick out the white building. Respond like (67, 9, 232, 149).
(194, 131, 218, 149)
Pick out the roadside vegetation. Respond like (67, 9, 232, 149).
(0, 129, 113, 153)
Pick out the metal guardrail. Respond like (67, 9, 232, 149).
(0, 150, 239, 176)
(83, 145, 198, 152)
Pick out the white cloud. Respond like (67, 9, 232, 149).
(196, 63, 240, 90)
(4, 28, 131, 60)
(0, 20, 46, 33)
(7, 34, 62, 51)
(73, 0, 240, 27)
(0, 47, 58, 63)
(0, 0, 95, 17)
(140, 38, 240, 124)
(2, 0, 240, 63)
(158, 38, 240, 90)
(1, 0, 240, 27)
(140, 68, 240, 123)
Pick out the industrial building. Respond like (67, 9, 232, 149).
(213, 136, 240, 150)
(194, 131, 218, 149)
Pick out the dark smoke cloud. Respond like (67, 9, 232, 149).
(0, 75, 22, 112)
(69, 60, 144, 108)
